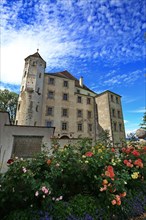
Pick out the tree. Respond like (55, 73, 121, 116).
(139, 112, 146, 130)
(0, 89, 18, 124)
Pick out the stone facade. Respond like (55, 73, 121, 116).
(0, 111, 54, 173)
(15, 51, 126, 146)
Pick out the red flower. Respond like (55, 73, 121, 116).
(111, 148, 115, 152)
(123, 159, 128, 165)
(134, 158, 143, 168)
(7, 158, 14, 165)
(132, 150, 140, 157)
(85, 152, 93, 157)
(105, 165, 115, 178)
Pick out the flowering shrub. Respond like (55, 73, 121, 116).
(0, 140, 146, 219)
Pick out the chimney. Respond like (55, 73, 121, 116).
(79, 76, 83, 87)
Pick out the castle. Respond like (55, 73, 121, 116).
(15, 51, 126, 146)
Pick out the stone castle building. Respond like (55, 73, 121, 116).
(15, 51, 126, 146)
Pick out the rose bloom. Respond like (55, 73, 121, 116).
(7, 159, 14, 165)
(111, 148, 115, 152)
(111, 200, 117, 205)
(132, 150, 140, 157)
(115, 195, 121, 202)
(120, 192, 126, 197)
(47, 159, 52, 165)
(102, 179, 108, 185)
(85, 152, 93, 157)
(117, 200, 121, 205)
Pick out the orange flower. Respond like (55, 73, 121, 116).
(134, 158, 143, 168)
(105, 165, 115, 178)
(47, 159, 52, 165)
(120, 192, 126, 197)
(102, 179, 108, 185)
(117, 200, 121, 205)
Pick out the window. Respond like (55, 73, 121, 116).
(62, 122, 67, 131)
(62, 108, 68, 117)
(48, 77, 55, 85)
(111, 94, 114, 102)
(37, 88, 41, 95)
(114, 122, 117, 131)
(112, 109, 115, 117)
(77, 123, 83, 131)
(63, 80, 68, 87)
(88, 124, 92, 132)
(117, 110, 121, 118)
(48, 91, 54, 99)
(36, 105, 39, 112)
(39, 73, 41, 78)
(87, 111, 92, 118)
(18, 103, 21, 111)
(32, 61, 37, 66)
(119, 123, 122, 131)
(46, 121, 53, 127)
(24, 71, 27, 77)
(77, 96, 82, 103)
(21, 86, 24, 92)
(87, 97, 91, 104)
(63, 93, 68, 101)
(116, 97, 119, 104)
(46, 107, 53, 116)
(77, 89, 80, 93)
(34, 121, 37, 126)
(77, 109, 83, 117)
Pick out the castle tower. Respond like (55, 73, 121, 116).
(15, 51, 46, 126)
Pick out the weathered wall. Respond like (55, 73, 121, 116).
(0, 112, 54, 173)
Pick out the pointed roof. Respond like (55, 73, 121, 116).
(25, 51, 46, 64)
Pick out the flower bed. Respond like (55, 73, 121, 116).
(0, 140, 146, 219)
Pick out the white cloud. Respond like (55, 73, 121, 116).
(0, 0, 145, 85)
(128, 107, 146, 113)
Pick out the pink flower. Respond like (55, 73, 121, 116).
(111, 200, 117, 205)
(42, 186, 49, 194)
(85, 152, 93, 157)
(115, 195, 121, 202)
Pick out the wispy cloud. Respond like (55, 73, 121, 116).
(128, 107, 146, 113)
(1, 0, 145, 85)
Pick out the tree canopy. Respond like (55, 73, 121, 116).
(0, 89, 18, 124)
(139, 111, 146, 130)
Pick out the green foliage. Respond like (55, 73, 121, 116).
(0, 89, 18, 123)
(140, 111, 146, 130)
(0, 140, 146, 219)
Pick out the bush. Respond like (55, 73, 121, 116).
(0, 140, 146, 219)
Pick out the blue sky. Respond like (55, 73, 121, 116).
(0, 0, 146, 135)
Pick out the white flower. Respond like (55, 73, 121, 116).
(35, 191, 39, 197)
